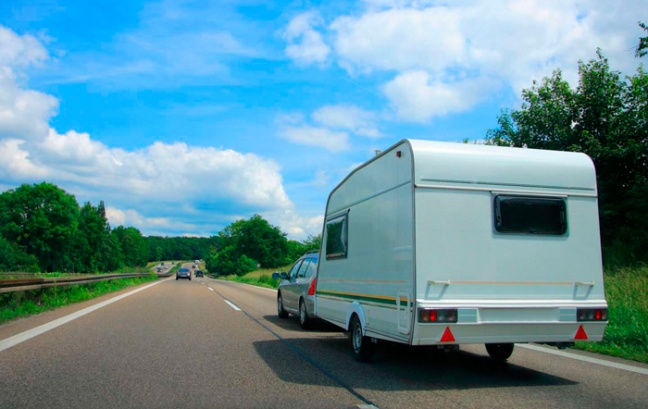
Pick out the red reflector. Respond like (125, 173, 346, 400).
(440, 327, 455, 343)
(574, 325, 588, 340)
(595, 310, 602, 320)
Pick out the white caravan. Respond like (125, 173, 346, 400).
(314, 139, 608, 362)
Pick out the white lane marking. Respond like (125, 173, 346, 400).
(208, 287, 214, 291)
(224, 300, 241, 311)
(518, 344, 648, 376)
(0, 278, 169, 354)
(357, 405, 380, 409)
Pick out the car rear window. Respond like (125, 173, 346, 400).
(494, 195, 567, 235)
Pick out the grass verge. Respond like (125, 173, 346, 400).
(214, 266, 289, 289)
(574, 265, 648, 363)
(0, 274, 158, 325)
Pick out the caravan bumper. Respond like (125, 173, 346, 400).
(412, 306, 608, 345)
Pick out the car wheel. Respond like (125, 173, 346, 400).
(350, 315, 374, 362)
(277, 292, 289, 318)
(176, 277, 178, 280)
(299, 300, 312, 329)
(485, 343, 514, 362)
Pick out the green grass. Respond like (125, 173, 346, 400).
(0, 274, 158, 324)
(215, 265, 289, 289)
(575, 265, 648, 363)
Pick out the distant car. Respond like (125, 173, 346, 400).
(273, 252, 319, 329)
(195, 270, 204, 277)
(192, 264, 197, 269)
(157, 267, 162, 272)
(176, 267, 191, 281)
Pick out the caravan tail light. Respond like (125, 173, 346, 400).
(418, 308, 458, 323)
(577, 308, 608, 322)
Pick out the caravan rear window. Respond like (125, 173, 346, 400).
(326, 214, 348, 259)
(494, 195, 567, 235)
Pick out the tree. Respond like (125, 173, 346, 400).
(97, 231, 124, 272)
(205, 245, 257, 276)
(0, 183, 80, 272)
(487, 51, 648, 263)
(0, 234, 39, 272)
(636, 22, 648, 58)
(112, 226, 149, 267)
(219, 214, 289, 268)
(73, 201, 111, 273)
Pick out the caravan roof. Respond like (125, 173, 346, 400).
(407, 140, 597, 195)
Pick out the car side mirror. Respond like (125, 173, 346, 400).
(272, 272, 287, 280)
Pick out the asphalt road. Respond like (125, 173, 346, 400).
(1, 274, 647, 409)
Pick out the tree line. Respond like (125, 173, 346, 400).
(0, 182, 148, 273)
(0, 182, 320, 274)
(205, 214, 321, 276)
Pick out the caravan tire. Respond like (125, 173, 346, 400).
(277, 292, 289, 318)
(485, 343, 514, 362)
(350, 315, 374, 362)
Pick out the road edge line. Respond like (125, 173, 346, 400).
(0, 278, 169, 353)
(518, 344, 648, 376)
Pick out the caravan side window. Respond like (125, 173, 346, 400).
(326, 213, 348, 259)
(494, 195, 567, 235)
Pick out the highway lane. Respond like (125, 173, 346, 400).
(210, 278, 648, 409)
(0, 276, 362, 409)
(1, 275, 647, 409)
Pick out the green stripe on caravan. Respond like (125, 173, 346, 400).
(316, 290, 410, 306)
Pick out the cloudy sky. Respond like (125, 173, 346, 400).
(0, 0, 645, 240)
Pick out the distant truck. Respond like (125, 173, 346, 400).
(314, 139, 608, 362)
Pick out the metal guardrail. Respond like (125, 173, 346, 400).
(0, 271, 173, 294)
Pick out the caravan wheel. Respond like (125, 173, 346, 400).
(350, 316, 374, 362)
(485, 343, 514, 362)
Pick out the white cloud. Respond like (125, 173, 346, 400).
(0, 138, 48, 179)
(0, 24, 300, 238)
(280, 125, 350, 152)
(382, 70, 493, 121)
(311, 170, 330, 188)
(0, 67, 58, 141)
(284, 12, 330, 66)
(266, 210, 324, 240)
(25, 131, 293, 210)
(106, 207, 182, 232)
(312, 104, 381, 137)
(331, 7, 466, 74)
(0, 26, 48, 67)
(35, 2, 264, 89)
(287, 0, 646, 122)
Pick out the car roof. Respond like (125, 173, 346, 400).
(302, 251, 319, 260)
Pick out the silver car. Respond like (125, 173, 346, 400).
(273, 252, 318, 329)
(176, 267, 191, 280)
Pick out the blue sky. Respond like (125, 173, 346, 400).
(0, 0, 645, 239)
